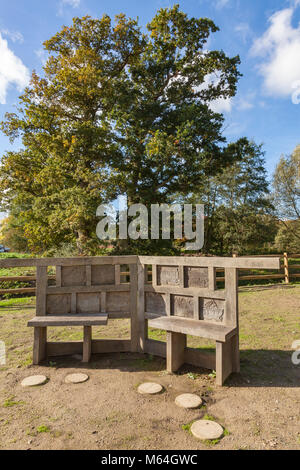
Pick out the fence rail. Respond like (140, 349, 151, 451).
(0, 252, 299, 296)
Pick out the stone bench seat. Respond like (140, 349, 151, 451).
(147, 315, 237, 342)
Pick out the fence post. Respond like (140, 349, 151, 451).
(283, 252, 289, 284)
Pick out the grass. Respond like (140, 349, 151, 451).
(3, 397, 25, 408)
(36, 425, 51, 433)
(0, 297, 35, 308)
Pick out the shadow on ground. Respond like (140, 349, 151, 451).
(44, 348, 300, 388)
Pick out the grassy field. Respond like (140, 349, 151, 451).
(0, 285, 299, 450)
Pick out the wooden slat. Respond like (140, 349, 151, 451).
(92, 339, 131, 354)
(115, 265, 121, 285)
(100, 292, 106, 313)
(86, 265, 92, 287)
(130, 263, 139, 352)
(139, 256, 280, 269)
(152, 264, 157, 286)
(71, 292, 77, 314)
(185, 347, 215, 371)
(0, 276, 55, 282)
(56, 266, 62, 287)
(166, 293, 171, 316)
(36, 266, 48, 316)
(137, 262, 146, 352)
(47, 339, 131, 357)
(193, 296, 199, 320)
(82, 326, 92, 363)
(144, 284, 226, 299)
(0, 287, 36, 294)
(28, 314, 108, 327)
(0, 255, 138, 268)
(47, 284, 130, 294)
(238, 274, 284, 280)
(225, 268, 238, 327)
(208, 267, 216, 290)
(148, 316, 237, 342)
(144, 339, 216, 371)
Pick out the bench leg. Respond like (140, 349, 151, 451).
(33, 327, 47, 365)
(166, 331, 186, 373)
(82, 326, 92, 363)
(216, 333, 239, 386)
(232, 332, 240, 373)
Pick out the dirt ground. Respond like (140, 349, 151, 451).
(0, 285, 299, 450)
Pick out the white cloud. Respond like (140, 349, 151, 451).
(209, 97, 232, 113)
(58, 0, 80, 16)
(215, 0, 230, 9)
(0, 33, 30, 104)
(234, 23, 252, 44)
(61, 0, 80, 8)
(251, 7, 300, 97)
(0, 29, 24, 43)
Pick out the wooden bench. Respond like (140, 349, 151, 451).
(23, 258, 138, 364)
(28, 314, 108, 364)
(0, 255, 280, 385)
(138, 256, 280, 385)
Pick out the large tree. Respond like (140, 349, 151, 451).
(0, 6, 241, 254)
(273, 146, 300, 249)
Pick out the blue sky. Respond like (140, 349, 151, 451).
(0, 0, 300, 185)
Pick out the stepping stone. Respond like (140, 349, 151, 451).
(21, 375, 48, 387)
(175, 393, 202, 409)
(191, 419, 223, 440)
(138, 382, 163, 395)
(65, 373, 89, 384)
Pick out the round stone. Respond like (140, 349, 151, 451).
(175, 393, 202, 409)
(21, 375, 48, 387)
(191, 420, 224, 440)
(137, 382, 163, 395)
(65, 373, 89, 384)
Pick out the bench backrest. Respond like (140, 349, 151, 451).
(33, 257, 138, 320)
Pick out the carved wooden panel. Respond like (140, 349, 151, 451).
(171, 295, 194, 318)
(199, 298, 224, 322)
(47, 294, 71, 315)
(157, 266, 181, 286)
(184, 267, 208, 288)
(61, 266, 86, 287)
(92, 265, 115, 285)
(145, 292, 167, 315)
(77, 293, 100, 314)
(106, 291, 130, 312)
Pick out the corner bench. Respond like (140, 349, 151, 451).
(0, 254, 280, 386)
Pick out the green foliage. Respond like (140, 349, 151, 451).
(3, 397, 25, 408)
(186, 139, 278, 254)
(36, 425, 50, 433)
(272, 147, 300, 248)
(0, 6, 242, 255)
(274, 220, 300, 252)
(181, 421, 195, 432)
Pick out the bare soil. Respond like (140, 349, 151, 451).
(0, 285, 299, 450)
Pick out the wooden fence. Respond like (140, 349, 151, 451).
(0, 252, 299, 297)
